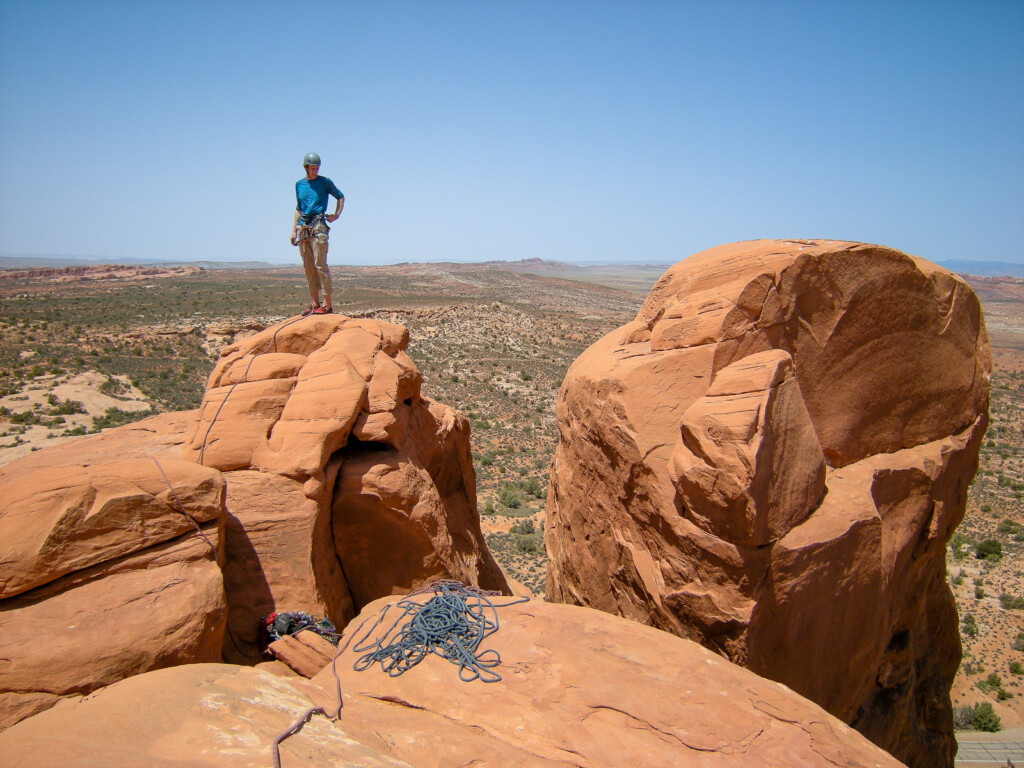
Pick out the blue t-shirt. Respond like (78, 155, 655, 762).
(295, 176, 344, 219)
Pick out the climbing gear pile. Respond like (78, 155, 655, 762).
(351, 580, 529, 683)
(263, 611, 340, 646)
(270, 580, 526, 766)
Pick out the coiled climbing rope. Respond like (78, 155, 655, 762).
(270, 580, 527, 766)
(351, 580, 529, 683)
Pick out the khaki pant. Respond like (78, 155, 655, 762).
(298, 219, 332, 299)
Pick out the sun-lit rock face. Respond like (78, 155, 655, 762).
(0, 456, 227, 730)
(545, 239, 990, 768)
(1, 599, 906, 768)
(181, 314, 508, 661)
(182, 315, 423, 477)
(0, 313, 506, 728)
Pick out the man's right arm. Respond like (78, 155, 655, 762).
(291, 209, 300, 245)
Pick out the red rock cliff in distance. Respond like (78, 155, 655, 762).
(544, 239, 990, 768)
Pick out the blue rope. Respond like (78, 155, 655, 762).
(352, 580, 529, 683)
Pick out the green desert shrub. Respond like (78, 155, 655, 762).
(48, 398, 85, 416)
(997, 519, 1023, 535)
(1000, 594, 1024, 610)
(498, 484, 521, 509)
(974, 539, 1003, 561)
(976, 673, 1001, 694)
(954, 702, 1001, 732)
(521, 476, 544, 499)
(951, 533, 973, 559)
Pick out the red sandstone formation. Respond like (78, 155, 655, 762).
(0, 455, 226, 728)
(544, 239, 989, 768)
(0, 265, 203, 282)
(182, 314, 508, 661)
(0, 314, 506, 727)
(0, 598, 905, 768)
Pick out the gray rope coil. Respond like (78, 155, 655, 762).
(352, 580, 529, 683)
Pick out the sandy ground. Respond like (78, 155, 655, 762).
(0, 369, 151, 467)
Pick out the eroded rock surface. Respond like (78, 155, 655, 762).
(545, 239, 989, 768)
(1, 600, 905, 768)
(334, 397, 507, 608)
(0, 664, 413, 768)
(182, 315, 421, 477)
(183, 315, 508, 660)
(0, 313, 506, 727)
(0, 452, 227, 729)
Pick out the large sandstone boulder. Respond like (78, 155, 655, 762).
(333, 397, 503, 607)
(181, 314, 508, 660)
(1, 599, 905, 768)
(0, 664, 413, 768)
(545, 239, 989, 768)
(0, 452, 227, 729)
(0, 313, 506, 725)
(181, 315, 421, 478)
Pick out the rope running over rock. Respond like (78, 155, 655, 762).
(197, 313, 307, 464)
(193, 313, 326, 659)
(150, 455, 267, 660)
(149, 456, 218, 558)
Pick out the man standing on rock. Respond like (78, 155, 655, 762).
(291, 152, 344, 315)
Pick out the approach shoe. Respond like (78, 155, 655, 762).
(301, 303, 319, 317)
(312, 305, 333, 315)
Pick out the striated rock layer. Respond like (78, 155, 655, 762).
(1, 599, 905, 768)
(544, 239, 990, 768)
(0, 313, 506, 728)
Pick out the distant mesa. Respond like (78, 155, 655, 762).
(0, 264, 203, 282)
(0, 255, 291, 271)
(938, 259, 1024, 278)
(545, 238, 990, 768)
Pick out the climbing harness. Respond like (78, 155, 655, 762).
(351, 580, 529, 684)
(270, 580, 528, 766)
(263, 611, 340, 645)
(294, 213, 329, 245)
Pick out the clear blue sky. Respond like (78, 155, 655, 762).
(1, 0, 1022, 265)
